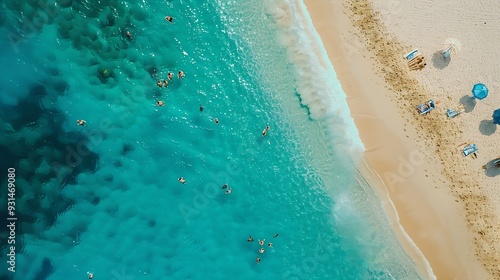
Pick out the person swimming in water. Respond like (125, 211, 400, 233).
(77, 120, 87, 126)
(259, 248, 265, 254)
(225, 187, 232, 195)
(168, 72, 173, 80)
(157, 80, 163, 87)
(125, 31, 132, 40)
(178, 177, 186, 184)
(163, 80, 168, 87)
(165, 16, 174, 23)
(258, 239, 265, 246)
(267, 242, 273, 248)
(156, 101, 165, 106)
(87, 272, 93, 279)
(256, 257, 261, 264)
(247, 235, 253, 242)
(214, 118, 219, 124)
(262, 125, 270, 136)
(273, 233, 279, 238)
(178, 70, 185, 78)
(222, 184, 228, 189)
(199, 105, 204, 112)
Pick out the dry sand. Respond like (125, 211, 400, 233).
(302, 0, 500, 279)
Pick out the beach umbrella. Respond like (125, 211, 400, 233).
(442, 38, 461, 58)
(493, 109, 500, 124)
(472, 83, 488, 100)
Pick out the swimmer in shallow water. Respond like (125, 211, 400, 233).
(262, 125, 270, 136)
(273, 233, 279, 238)
(157, 80, 163, 87)
(247, 235, 254, 242)
(156, 101, 165, 106)
(222, 184, 228, 189)
(87, 272, 93, 279)
(256, 257, 261, 264)
(267, 242, 273, 248)
(77, 120, 87, 126)
(199, 105, 204, 112)
(178, 70, 185, 79)
(165, 16, 174, 23)
(168, 72, 173, 80)
(214, 118, 219, 124)
(259, 248, 265, 254)
(178, 177, 186, 184)
(225, 187, 232, 195)
(163, 80, 168, 87)
(258, 239, 265, 246)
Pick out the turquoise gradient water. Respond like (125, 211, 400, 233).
(0, 0, 425, 279)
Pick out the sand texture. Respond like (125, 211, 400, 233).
(303, 0, 500, 279)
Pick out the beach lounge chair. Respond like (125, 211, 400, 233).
(404, 49, 420, 60)
(462, 143, 478, 157)
(446, 104, 465, 118)
(493, 158, 500, 168)
(417, 100, 436, 115)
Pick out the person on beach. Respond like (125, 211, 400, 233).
(225, 187, 232, 195)
(259, 248, 265, 254)
(267, 242, 273, 248)
(157, 80, 163, 87)
(77, 120, 87, 126)
(178, 70, 185, 79)
(247, 235, 254, 242)
(256, 257, 261, 264)
(156, 100, 165, 106)
(258, 239, 265, 246)
(214, 118, 219, 124)
(168, 72, 173, 80)
(273, 233, 278, 238)
(165, 16, 174, 23)
(178, 177, 186, 184)
(222, 184, 228, 189)
(163, 80, 169, 87)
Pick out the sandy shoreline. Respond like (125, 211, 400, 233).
(302, 0, 494, 279)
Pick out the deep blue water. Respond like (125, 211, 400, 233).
(0, 0, 425, 279)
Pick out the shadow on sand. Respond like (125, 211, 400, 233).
(460, 95, 476, 113)
(479, 119, 497, 136)
(484, 158, 500, 177)
(431, 51, 451, 69)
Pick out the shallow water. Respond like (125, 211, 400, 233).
(0, 0, 423, 279)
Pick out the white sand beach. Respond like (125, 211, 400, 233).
(303, 0, 500, 279)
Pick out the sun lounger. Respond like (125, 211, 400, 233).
(462, 143, 478, 157)
(493, 158, 500, 168)
(417, 100, 435, 115)
(404, 49, 420, 60)
(446, 105, 465, 118)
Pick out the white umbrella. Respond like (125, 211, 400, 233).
(442, 38, 461, 58)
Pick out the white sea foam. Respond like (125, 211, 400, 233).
(262, 0, 364, 158)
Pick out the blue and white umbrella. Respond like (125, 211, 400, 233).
(493, 108, 500, 124)
(472, 83, 488, 100)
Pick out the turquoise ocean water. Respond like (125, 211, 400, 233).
(0, 0, 427, 279)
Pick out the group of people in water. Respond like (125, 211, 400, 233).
(155, 70, 185, 107)
(80, 11, 275, 278)
(248, 233, 279, 263)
